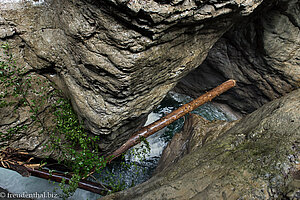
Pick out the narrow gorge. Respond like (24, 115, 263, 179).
(0, 0, 299, 199)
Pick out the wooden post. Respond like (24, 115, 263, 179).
(107, 79, 236, 162)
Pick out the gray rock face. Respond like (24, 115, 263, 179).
(154, 113, 237, 173)
(102, 89, 300, 200)
(175, 0, 300, 114)
(0, 0, 266, 152)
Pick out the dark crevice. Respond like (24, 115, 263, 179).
(275, 0, 300, 30)
(84, 63, 118, 79)
(280, 11, 300, 31)
(153, 0, 172, 4)
(89, 0, 155, 38)
(24, 65, 57, 76)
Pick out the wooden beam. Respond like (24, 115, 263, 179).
(0, 164, 112, 195)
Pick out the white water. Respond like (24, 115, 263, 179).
(96, 92, 237, 190)
(126, 112, 167, 163)
(0, 92, 236, 199)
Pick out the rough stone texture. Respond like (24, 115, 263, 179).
(0, 0, 266, 153)
(175, 0, 300, 115)
(101, 89, 300, 200)
(0, 37, 57, 158)
(154, 113, 237, 173)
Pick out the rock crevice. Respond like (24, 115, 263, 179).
(175, 0, 299, 114)
(0, 0, 271, 153)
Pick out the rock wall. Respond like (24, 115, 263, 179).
(102, 89, 300, 200)
(175, 0, 300, 114)
(0, 0, 267, 153)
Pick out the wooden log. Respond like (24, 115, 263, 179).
(0, 164, 112, 195)
(0, 79, 236, 195)
(107, 79, 236, 162)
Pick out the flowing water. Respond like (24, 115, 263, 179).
(0, 92, 237, 199)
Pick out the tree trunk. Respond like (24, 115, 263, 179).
(0, 79, 235, 195)
(107, 79, 236, 162)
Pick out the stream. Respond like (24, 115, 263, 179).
(0, 91, 237, 199)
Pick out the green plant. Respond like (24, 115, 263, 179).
(45, 96, 108, 198)
(0, 43, 106, 198)
(0, 43, 151, 198)
(58, 174, 80, 199)
(97, 138, 151, 194)
(0, 43, 30, 148)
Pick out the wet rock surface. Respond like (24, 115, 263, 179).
(175, 0, 300, 115)
(0, 0, 268, 154)
(102, 89, 300, 200)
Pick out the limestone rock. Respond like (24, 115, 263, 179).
(175, 0, 300, 114)
(0, 0, 267, 153)
(101, 89, 300, 200)
(154, 114, 237, 173)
